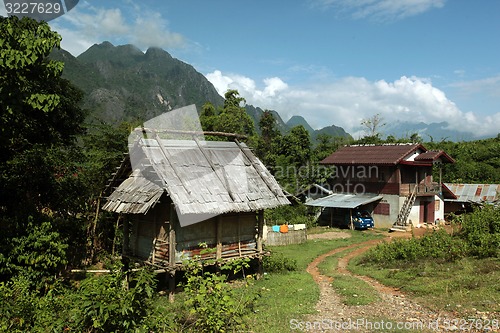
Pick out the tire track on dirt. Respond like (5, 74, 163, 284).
(304, 236, 452, 332)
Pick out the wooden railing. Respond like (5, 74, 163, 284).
(401, 183, 441, 196)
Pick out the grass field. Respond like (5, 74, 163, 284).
(350, 255, 500, 316)
(242, 230, 383, 332)
(152, 228, 499, 332)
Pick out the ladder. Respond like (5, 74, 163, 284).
(391, 185, 418, 231)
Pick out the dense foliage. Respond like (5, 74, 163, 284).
(362, 205, 500, 266)
(427, 136, 500, 183)
(0, 265, 157, 332)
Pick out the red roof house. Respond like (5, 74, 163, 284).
(307, 143, 455, 230)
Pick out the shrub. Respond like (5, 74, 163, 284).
(73, 263, 157, 332)
(0, 264, 158, 332)
(265, 203, 318, 229)
(181, 260, 257, 332)
(362, 229, 466, 266)
(9, 220, 68, 290)
(0, 275, 37, 332)
(460, 205, 500, 258)
(263, 252, 298, 273)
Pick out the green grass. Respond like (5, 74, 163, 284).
(151, 229, 383, 333)
(149, 229, 499, 331)
(317, 248, 380, 306)
(351, 255, 500, 315)
(245, 230, 384, 332)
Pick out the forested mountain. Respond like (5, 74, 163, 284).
(286, 115, 352, 141)
(51, 41, 351, 137)
(286, 115, 315, 134)
(51, 42, 225, 124)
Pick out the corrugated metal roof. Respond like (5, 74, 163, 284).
(103, 138, 290, 218)
(320, 144, 423, 166)
(444, 183, 500, 203)
(305, 193, 383, 209)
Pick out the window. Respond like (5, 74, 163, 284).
(374, 202, 390, 215)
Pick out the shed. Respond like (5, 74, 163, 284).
(443, 183, 500, 214)
(103, 130, 290, 276)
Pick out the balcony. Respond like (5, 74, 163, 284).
(401, 183, 441, 196)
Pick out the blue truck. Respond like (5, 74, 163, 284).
(344, 210, 374, 230)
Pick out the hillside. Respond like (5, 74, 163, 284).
(286, 115, 352, 141)
(51, 41, 351, 138)
(286, 115, 315, 135)
(51, 42, 224, 124)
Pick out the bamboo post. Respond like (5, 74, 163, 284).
(257, 210, 264, 253)
(216, 216, 222, 260)
(168, 203, 176, 267)
(168, 272, 176, 302)
(349, 209, 354, 230)
(122, 214, 129, 256)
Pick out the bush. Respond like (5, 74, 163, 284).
(73, 263, 157, 332)
(8, 220, 68, 290)
(181, 260, 257, 333)
(362, 206, 500, 267)
(0, 263, 158, 332)
(265, 203, 317, 229)
(460, 205, 500, 258)
(362, 229, 466, 266)
(0, 276, 37, 332)
(263, 252, 298, 273)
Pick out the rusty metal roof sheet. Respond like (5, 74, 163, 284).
(444, 183, 500, 203)
(102, 139, 290, 217)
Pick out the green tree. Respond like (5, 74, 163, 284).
(0, 16, 86, 218)
(200, 102, 217, 132)
(274, 125, 312, 191)
(0, 17, 85, 161)
(214, 89, 255, 137)
(0, 17, 88, 282)
(255, 110, 281, 170)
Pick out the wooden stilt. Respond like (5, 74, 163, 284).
(168, 272, 176, 302)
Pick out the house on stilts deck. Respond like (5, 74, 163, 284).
(307, 143, 455, 231)
(102, 128, 290, 290)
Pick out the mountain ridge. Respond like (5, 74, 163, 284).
(51, 41, 351, 138)
(52, 41, 484, 142)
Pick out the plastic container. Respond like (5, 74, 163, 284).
(279, 224, 289, 233)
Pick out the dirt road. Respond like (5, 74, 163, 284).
(303, 231, 494, 333)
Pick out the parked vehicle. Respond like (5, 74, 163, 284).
(344, 210, 374, 230)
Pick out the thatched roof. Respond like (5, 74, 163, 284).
(103, 138, 289, 220)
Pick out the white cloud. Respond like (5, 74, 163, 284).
(131, 12, 185, 50)
(206, 71, 499, 138)
(51, 4, 187, 56)
(450, 75, 500, 97)
(313, 0, 446, 21)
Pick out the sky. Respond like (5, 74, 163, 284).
(2, 0, 499, 138)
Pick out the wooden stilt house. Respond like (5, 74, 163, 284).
(103, 129, 290, 275)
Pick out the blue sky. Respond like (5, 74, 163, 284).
(2, 0, 499, 137)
